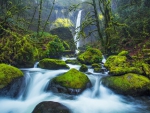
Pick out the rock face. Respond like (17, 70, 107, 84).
(0, 76, 26, 98)
(39, 58, 70, 70)
(101, 73, 150, 96)
(48, 68, 92, 95)
(32, 101, 71, 113)
(50, 27, 76, 51)
(77, 48, 102, 65)
(0, 63, 23, 88)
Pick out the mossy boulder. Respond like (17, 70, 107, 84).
(77, 48, 102, 65)
(32, 101, 71, 113)
(39, 58, 69, 70)
(142, 63, 150, 78)
(92, 63, 101, 68)
(118, 50, 129, 56)
(49, 68, 91, 94)
(104, 55, 143, 75)
(65, 59, 80, 65)
(0, 64, 23, 88)
(50, 27, 76, 51)
(101, 73, 150, 96)
(79, 64, 88, 72)
(94, 68, 102, 73)
(108, 66, 143, 75)
(104, 55, 127, 69)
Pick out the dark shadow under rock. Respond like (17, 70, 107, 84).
(32, 101, 71, 113)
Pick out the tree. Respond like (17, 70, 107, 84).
(79, 0, 118, 54)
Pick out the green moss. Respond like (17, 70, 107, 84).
(109, 67, 143, 75)
(47, 37, 65, 58)
(39, 58, 69, 70)
(65, 59, 80, 65)
(0, 34, 35, 67)
(79, 64, 88, 72)
(142, 63, 150, 78)
(53, 68, 90, 89)
(53, 18, 73, 28)
(92, 63, 101, 68)
(77, 48, 102, 64)
(0, 63, 23, 88)
(118, 50, 129, 56)
(63, 41, 70, 50)
(102, 73, 150, 95)
(94, 68, 101, 73)
(104, 55, 127, 69)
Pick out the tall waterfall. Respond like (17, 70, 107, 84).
(74, 10, 82, 50)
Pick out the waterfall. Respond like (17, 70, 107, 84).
(33, 62, 39, 68)
(74, 10, 82, 51)
(55, 10, 58, 19)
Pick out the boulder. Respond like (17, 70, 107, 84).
(101, 73, 150, 96)
(104, 55, 143, 75)
(79, 64, 88, 72)
(48, 68, 91, 95)
(94, 68, 102, 73)
(39, 58, 69, 70)
(77, 48, 102, 65)
(0, 76, 25, 98)
(50, 27, 76, 51)
(65, 59, 80, 65)
(32, 101, 71, 113)
(0, 63, 23, 88)
(92, 63, 101, 68)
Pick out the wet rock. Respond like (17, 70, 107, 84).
(32, 101, 71, 113)
(39, 58, 70, 70)
(101, 73, 150, 96)
(79, 64, 88, 72)
(0, 76, 26, 98)
(0, 63, 23, 88)
(48, 68, 92, 95)
(77, 48, 102, 65)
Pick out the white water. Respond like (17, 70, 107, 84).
(0, 59, 149, 113)
(74, 10, 82, 50)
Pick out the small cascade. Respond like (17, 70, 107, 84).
(102, 55, 106, 64)
(33, 62, 39, 68)
(74, 10, 82, 50)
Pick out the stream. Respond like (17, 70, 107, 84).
(0, 58, 150, 113)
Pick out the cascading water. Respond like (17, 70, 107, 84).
(0, 57, 150, 113)
(74, 10, 82, 52)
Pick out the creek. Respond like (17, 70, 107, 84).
(0, 57, 150, 113)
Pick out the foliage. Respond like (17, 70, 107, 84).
(52, 18, 74, 28)
(0, 63, 23, 88)
(63, 41, 70, 50)
(118, 51, 129, 56)
(0, 30, 36, 67)
(50, 27, 76, 51)
(47, 37, 65, 58)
